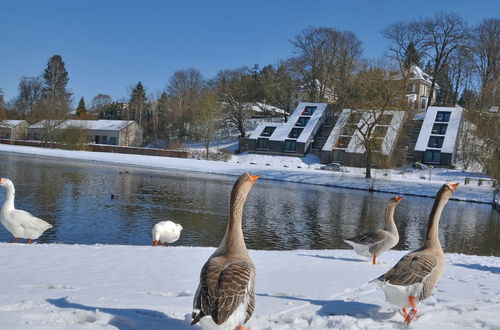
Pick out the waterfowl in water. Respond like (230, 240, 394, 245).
(0, 178, 52, 244)
(192, 173, 259, 330)
(372, 183, 459, 324)
(152, 220, 183, 246)
(344, 196, 403, 264)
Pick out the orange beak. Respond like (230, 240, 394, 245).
(395, 196, 403, 202)
(249, 175, 260, 183)
(449, 183, 460, 191)
(152, 240, 158, 246)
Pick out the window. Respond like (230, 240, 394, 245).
(256, 138, 268, 149)
(348, 112, 362, 124)
(109, 137, 118, 145)
(436, 111, 451, 122)
(101, 136, 109, 144)
(288, 128, 303, 139)
(283, 139, 296, 152)
(295, 117, 310, 127)
(341, 125, 355, 136)
(428, 136, 444, 148)
(407, 83, 416, 93)
(301, 106, 317, 116)
(377, 114, 393, 126)
(373, 126, 388, 138)
(431, 123, 447, 135)
(421, 97, 428, 109)
(260, 126, 276, 137)
(331, 150, 345, 162)
(334, 136, 351, 148)
(425, 150, 441, 163)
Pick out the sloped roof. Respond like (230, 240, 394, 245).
(29, 120, 136, 131)
(0, 120, 27, 128)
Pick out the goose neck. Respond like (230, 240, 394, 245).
(422, 195, 447, 251)
(383, 203, 397, 233)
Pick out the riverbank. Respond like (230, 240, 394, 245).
(0, 144, 495, 204)
(0, 243, 498, 329)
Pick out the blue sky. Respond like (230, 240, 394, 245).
(1, 0, 498, 106)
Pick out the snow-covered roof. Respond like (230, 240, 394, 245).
(57, 120, 135, 131)
(409, 65, 434, 85)
(28, 120, 136, 131)
(248, 122, 283, 140)
(322, 109, 351, 151)
(270, 102, 328, 151)
(414, 106, 464, 154)
(249, 102, 287, 115)
(0, 120, 27, 128)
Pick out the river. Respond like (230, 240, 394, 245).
(0, 152, 498, 256)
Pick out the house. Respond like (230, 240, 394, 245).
(321, 109, 406, 166)
(413, 106, 464, 166)
(27, 120, 143, 147)
(0, 120, 28, 140)
(242, 102, 329, 156)
(293, 80, 336, 107)
(394, 65, 439, 110)
(248, 102, 287, 118)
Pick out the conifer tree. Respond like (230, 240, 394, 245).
(76, 97, 87, 116)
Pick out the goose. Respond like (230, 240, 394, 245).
(192, 173, 259, 330)
(152, 220, 183, 246)
(372, 183, 459, 324)
(344, 196, 403, 264)
(0, 178, 52, 244)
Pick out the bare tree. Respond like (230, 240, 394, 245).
(472, 18, 500, 109)
(167, 68, 205, 141)
(383, 20, 427, 72)
(13, 76, 43, 120)
(421, 12, 470, 109)
(90, 94, 112, 113)
(290, 26, 362, 107)
(348, 64, 408, 178)
(216, 67, 255, 137)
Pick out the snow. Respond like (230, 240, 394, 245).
(53, 120, 135, 131)
(0, 120, 27, 128)
(250, 102, 287, 115)
(322, 109, 350, 151)
(0, 143, 495, 204)
(249, 122, 282, 140)
(0, 243, 498, 329)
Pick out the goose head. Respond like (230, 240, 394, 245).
(390, 196, 403, 204)
(231, 173, 260, 200)
(0, 178, 14, 189)
(437, 182, 460, 201)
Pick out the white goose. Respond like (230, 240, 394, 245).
(372, 183, 459, 324)
(344, 196, 403, 264)
(192, 173, 259, 330)
(0, 178, 52, 244)
(152, 220, 183, 246)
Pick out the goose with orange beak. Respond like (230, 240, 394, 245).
(372, 183, 459, 324)
(345, 196, 403, 264)
(192, 173, 259, 330)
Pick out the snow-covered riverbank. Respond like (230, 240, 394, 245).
(0, 144, 495, 204)
(0, 243, 498, 329)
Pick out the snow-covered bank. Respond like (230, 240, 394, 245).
(0, 144, 495, 204)
(0, 243, 498, 329)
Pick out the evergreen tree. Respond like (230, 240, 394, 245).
(128, 81, 148, 126)
(76, 97, 87, 116)
(404, 42, 422, 68)
(99, 102, 125, 120)
(41, 55, 72, 115)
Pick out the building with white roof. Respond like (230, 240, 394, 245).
(413, 106, 464, 166)
(0, 120, 28, 140)
(393, 65, 439, 110)
(27, 120, 143, 147)
(320, 109, 406, 166)
(243, 102, 329, 156)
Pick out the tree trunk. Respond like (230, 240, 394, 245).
(365, 147, 372, 179)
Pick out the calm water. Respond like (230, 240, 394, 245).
(0, 152, 499, 256)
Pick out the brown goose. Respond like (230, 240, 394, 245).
(191, 173, 259, 330)
(372, 183, 459, 324)
(344, 196, 403, 264)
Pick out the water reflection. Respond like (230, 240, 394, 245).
(0, 152, 498, 256)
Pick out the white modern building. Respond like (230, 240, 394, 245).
(413, 106, 464, 166)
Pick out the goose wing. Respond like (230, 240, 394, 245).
(346, 230, 386, 246)
(192, 259, 255, 325)
(10, 209, 51, 231)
